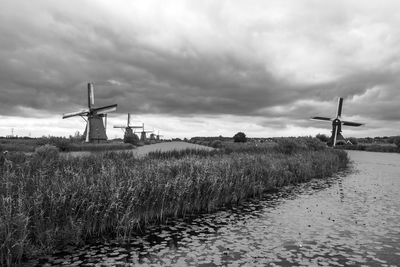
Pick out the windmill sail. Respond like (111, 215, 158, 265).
(342, 121, 364, 127)
(88, 83, 94, 108)
(62, 109, 89, 119)
(85, 122, 90, 142)
(311, 116, 332, 121)
(93, 104, 118, 115)
(336, 97, 343, 118)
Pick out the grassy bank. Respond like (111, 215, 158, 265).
(0, 138, 348, 266)
(338, 144, 399, 153)
(0, 137, 134, 153)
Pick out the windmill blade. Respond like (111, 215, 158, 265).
(336, 97, 343, 118)
(92, 104, 117, 115)
(104, 113, 107, 132)
(128, 113, 131, 126)
(62, 109, 89, 119)
(311, 116, 332, 122)
(88, 83, 95, 108)
(342, 121, 364, 127)
(85, 121, 90, 142)
(333, 124, 338, 147)
(113, 125, 126, 128)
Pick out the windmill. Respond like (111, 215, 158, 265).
(139, 123, 153, 141)
(62, 83, 117, 143)
(312, 97, 363, 147)
(156, 130, 163, 141)
(113, 113, 142, 142)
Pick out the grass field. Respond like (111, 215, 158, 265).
(63, 141, 214, 158)
(0, 137, 134, 153)
(0, 137, 348, 266)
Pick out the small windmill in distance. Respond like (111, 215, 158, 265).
(140, 123, 153, 141)
(156, 130, 163, 141)
(113, 113, 143, 142)
(311, 97, 364, 147)
(62, 83, 117, 143)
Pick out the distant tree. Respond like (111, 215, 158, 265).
(393, 136, 400, 148)
(233, 132, 247, 143)
(124, 132, 139, 145)
(316, 133, 329, 143)
(347, 137, 358, 145)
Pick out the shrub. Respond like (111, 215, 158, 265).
(394, 137, 400, 148)
(51, 138, 71, 151)
(274, 138, 305, 154)
(211, 140, 223, 148)
(124, 132, 140, 145)
(347, 137, 358, 145)
(301, 137, 326, 151)
(233, 132, 247, 143)
(33, 144, 59, 161)
(316, 133, 329, 143)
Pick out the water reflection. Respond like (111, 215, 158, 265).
(33, 151, 400, 266)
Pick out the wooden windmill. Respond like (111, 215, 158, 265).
(156, 130, 163, 141)
(62, 83, 117, 143)
(140, 123, 153, 141)
(312, 97, 363, 147)
(113, 113, 143, 140)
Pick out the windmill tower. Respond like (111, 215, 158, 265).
(62, 83, 117, 143)
(156, 130, 163, 141)
(312, 97, 364, 147)
(113, 113, 142, 142)
(140, 123, 153, 141)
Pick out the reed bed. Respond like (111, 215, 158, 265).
(0, 138, 348, 266)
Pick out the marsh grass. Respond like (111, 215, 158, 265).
(0, 138, 348, 266)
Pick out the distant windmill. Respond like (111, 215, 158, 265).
(113, 113, 143, 140)
(156, 130, 163, 141)
(140, 123, 153, 141)
(62, 83, 117, 143)
(312, 97, 364, 147)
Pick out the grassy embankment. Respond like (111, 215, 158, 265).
(0, 137, 349, 266)
(0, 137, 134, 153)
(338, 143, 399, 153)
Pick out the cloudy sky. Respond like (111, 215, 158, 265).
(1, 0, 400, 139)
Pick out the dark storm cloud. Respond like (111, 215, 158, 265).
(1, 0, 400, 137)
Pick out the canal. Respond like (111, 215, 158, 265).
(34, 150, 400, 266)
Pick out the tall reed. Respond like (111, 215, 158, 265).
(0, 138, 348, 266)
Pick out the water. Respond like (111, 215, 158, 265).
(33, 150, 400, 266)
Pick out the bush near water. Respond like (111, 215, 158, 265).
(0, 137, 348, 266)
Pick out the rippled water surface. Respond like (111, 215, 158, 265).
(34, 150, 400, 266)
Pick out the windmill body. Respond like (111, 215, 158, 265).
(139, 123, 153, 141)
(62, 83, 117, 143)
(312, 97, 363, 147)
(156, 131, 163, 141)
(149, 133, 156, 141)
(113, 113, 142, 143)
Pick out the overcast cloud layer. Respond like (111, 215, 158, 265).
(1, 0, 400, 138)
